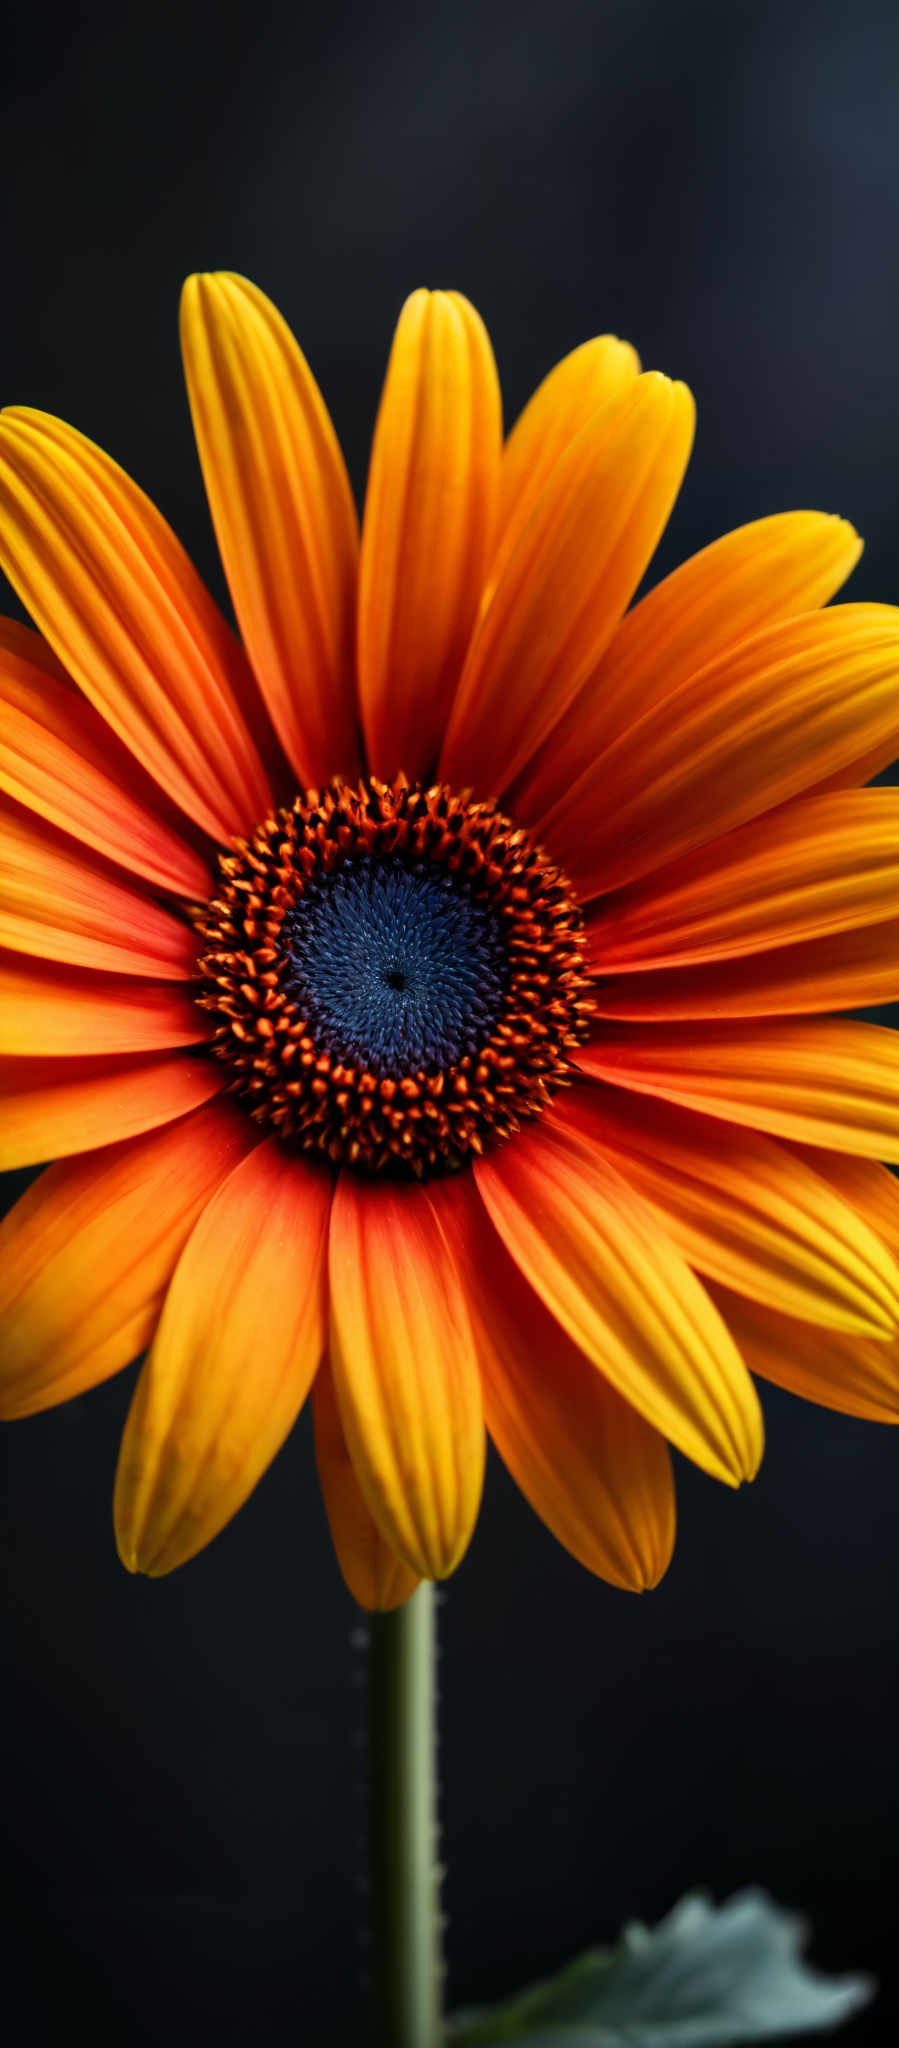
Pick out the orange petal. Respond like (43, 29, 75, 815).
(543, 605, 899, 897)
(475, 1119, 762, 1486)
(312, 1354, 420, 1612)
(0, 802, 198, 977)
(436, 1172, 674, 1589)
(487, 334, 640, 608)
(0, 952, 209, 1056)
(578, 1018, 899, 1158)
(813, 735, 899, 796)
(439, 373, 695, 798)
(0, 626, 211, 896)
(114, 1138, 331, 1575)
(0, 613, 69, 676)
(0, 1049, 223, 1170)
(590, 789, 899, 972)
(710, 1281, 899, 1424)
(328, 1172, 485, 1579)
(358, 289, 502, 780)
(0, 408, 272, 840)
(515, 512, 861, 822)
(180, 272, 360, 787)
(591, 918, 899, 1019)
(790, 1146, 899, 1254)
(562, 1082, 899, 1336)
(0, 1099, 257, 1419)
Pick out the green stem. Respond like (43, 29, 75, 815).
(368, 1582, 442, 2047)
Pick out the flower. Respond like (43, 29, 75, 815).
(2, 275, 899, 1610)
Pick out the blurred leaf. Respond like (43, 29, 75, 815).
(446, 1888, 874, 2044)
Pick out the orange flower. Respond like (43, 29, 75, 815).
(2, 274, 899, 1608)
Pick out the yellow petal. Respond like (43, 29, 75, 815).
(358, 288, 502, 780)
(590, 789, 899, 970)
(578, 1018, 899, 1158)
(328, 1172, 485, 1579)
(312, 1355, 420, 1612)
(436, 1172, 674, 1589)
(563, 1083, 899, 1336)
(0, 1100, 256, 1419)
(0, 802, 198, 978)
(114, 1138, 331, 1575)
(0, 624, 211, 897)
(543, 605, 899, 897)
(475, 1119, 762, 1486)
(440, 372, 694, 798)
(515, 512, 861, 822)
(0, 408, 272, 840)
(0, 1050, 224, 1171)
(181, 272, 360, 787)
(486, 334, 640, 608)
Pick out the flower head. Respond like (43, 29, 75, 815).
(2, 274, 899, 1606)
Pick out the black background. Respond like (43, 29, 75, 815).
(3, 2, 899, 2042)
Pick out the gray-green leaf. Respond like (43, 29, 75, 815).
(446, 1888, 873, 2045)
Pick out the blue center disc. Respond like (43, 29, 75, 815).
(282, 858, 509, 1078)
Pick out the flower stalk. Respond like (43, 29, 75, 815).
(368, 1582, 443, 2047)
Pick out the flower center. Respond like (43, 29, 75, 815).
(281, 860, 509, 1075)
(194, 777, 593, 1176)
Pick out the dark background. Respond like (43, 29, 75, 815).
(3, 1, 899, 2041)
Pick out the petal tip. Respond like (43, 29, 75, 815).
(636, 1553, 671, 1593)
(398, 285, 431, 322)
(711, 1420, 764, 1489)
(837, 515, 864, 569)
(179, 269, 222, 323)
(740, 1416, 765, 1486)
